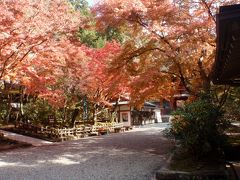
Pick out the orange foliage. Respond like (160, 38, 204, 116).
(81, 42, 123, 103)
(93, 0, 240, 105)
(0, 0, 83, 106)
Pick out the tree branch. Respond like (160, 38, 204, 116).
(218, 85, 231, 108)
(200, 0, 216, 24)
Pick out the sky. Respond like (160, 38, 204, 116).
(87, 0, 99, 6)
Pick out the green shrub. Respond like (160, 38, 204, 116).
(170, 99, 229, 158)
(0, 103, 8, 123)
(23, 99, 56, 125)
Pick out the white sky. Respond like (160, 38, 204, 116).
(87, 0, 100, 6)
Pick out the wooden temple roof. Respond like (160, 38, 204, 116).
(212, 4, 240, 85)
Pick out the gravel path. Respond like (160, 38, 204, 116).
(0, 123, 174, 180)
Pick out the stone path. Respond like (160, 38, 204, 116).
(0, 129, 53, 146)
(0, 123, 173, 180)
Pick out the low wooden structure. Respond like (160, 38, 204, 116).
(212, 4, 240, 85)
(16, 122, 125, 141)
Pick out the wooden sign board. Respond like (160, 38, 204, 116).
(48, 115, 55, 123)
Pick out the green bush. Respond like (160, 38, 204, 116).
(0, 103, 8, 123)
(170, 99, 229, 158)
(23, 99, 56, 125)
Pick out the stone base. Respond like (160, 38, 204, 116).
(156, 168, 228, 180)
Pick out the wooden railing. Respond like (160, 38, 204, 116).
(17, 122, 126, 141)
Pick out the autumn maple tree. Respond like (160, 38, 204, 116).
(0, 0, 94, 125)
(93, 0, 240, 106)
(0, 0, 85, 105)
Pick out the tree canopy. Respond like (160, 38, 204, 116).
(93, 0, 240, 106)
(1, 0, 240, 125)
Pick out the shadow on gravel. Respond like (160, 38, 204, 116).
(0, 125, 174, 179)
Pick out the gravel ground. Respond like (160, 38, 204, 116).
(0, 123, 174, 180)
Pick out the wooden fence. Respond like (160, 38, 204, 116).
(17, 122, 125, 141)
